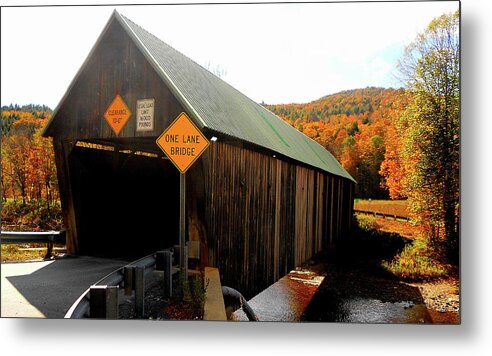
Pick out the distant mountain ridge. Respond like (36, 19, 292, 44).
(265, 86, 395, 123)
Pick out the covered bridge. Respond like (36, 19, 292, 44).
(42, 10, 355, 297)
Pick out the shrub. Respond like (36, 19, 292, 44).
(1, 199, 62, 230)
(355, 214, 381, 232)
(381, 238, 447, 281)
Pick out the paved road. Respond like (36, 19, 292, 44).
(1, 256, 128, 318)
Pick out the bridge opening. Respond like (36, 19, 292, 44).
(68, 142, 180, 259)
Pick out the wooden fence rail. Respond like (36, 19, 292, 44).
(354, 209, 410, 222)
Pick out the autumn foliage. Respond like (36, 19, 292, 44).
(1, 105, 58, 213)
(267, 87, 403, 199)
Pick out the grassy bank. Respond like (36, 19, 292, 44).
(1, 244, 48, 262)
(381, 238, 447, 280)
(1, 199, 65, 262)
(352, 214, 449, 281)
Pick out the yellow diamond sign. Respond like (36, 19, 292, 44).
(104, 94, 132, 135)
(156, 112, 210, 174)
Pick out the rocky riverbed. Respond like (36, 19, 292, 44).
(409, 271, 460, 324)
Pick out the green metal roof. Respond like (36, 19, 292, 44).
(117, 13, 354, 182)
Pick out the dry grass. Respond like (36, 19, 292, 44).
(1, 243, 48, 262)
(1, 243, 66, 262)
(354, 199, 409, 218)
(368, 216, 421, 239)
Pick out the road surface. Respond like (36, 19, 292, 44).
(1, 256, 127, 318)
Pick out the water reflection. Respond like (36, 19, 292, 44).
(303, 297, 430, 323)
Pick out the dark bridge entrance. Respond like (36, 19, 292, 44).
(69, 142, 179, 259)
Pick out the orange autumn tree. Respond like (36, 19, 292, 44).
(1, 107, 58, 207)
(379, 92, 410, 200)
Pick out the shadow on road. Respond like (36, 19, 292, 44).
(2, 256, 127, 318)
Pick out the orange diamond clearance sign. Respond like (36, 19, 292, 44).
(104, 94, 132, 135)
(156, 112, 210, 174)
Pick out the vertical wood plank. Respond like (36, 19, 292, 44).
(53, 139, 79, 254)
(200, 141, 353, 298)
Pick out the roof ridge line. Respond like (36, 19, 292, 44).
(118, 13, 254, 105)
(116, 12, 208, 129)
(119, 14, 204, 69)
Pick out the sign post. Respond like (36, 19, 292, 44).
(156, 112, 210, 280)
(179, 173, 186, 278)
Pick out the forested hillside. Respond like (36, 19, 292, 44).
(1, 105, 61, 230)
(266, 87, 403, 199)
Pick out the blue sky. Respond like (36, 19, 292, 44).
(1, 1, 459, 109)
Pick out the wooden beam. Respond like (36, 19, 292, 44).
(53, 139, 79, 254)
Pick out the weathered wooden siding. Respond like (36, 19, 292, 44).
(48, 17, 185, 140)
(53, 140, 79, 253)
(201, 142, 354, 298)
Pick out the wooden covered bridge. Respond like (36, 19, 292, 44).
(42, 10, 355, 297)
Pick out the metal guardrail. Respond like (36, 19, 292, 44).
(354, 209, 410, 222)
(0, 230, 66, 259)
(64, 249, 174, 319)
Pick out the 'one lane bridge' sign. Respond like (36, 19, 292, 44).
(156, 112, 210, 174)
